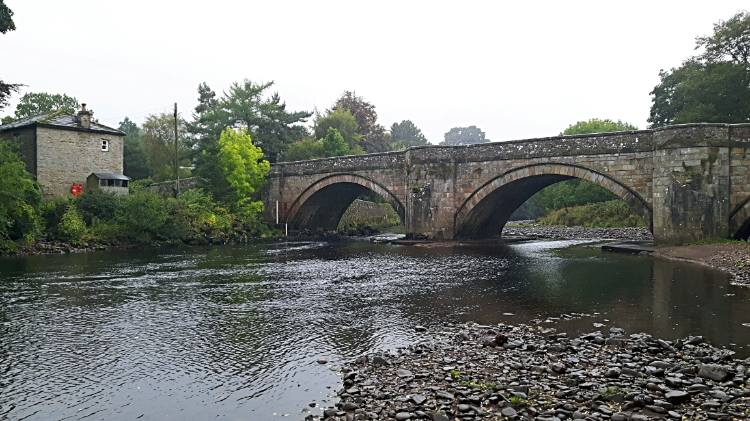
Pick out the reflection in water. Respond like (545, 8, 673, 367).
(0, 240, 748, 420)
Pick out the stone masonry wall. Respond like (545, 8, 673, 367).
(0, 126, 36, 174)
(264, 123, 750, 243)
(36, 127, 123, 198)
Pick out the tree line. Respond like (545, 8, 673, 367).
(1, 7, 749, 247)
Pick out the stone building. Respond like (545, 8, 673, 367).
(0, 105, 125, 198)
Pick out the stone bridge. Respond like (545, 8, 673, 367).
(262, 123, 750, 244)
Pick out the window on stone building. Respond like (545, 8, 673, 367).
(102, 139, 109, 151)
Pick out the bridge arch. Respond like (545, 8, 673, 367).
(729, 197, 750, 239)
(454, 163, 653, 239)
(285, 173, 405, 231)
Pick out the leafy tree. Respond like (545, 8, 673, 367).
(191, 80, 311, 164)
(331, 91, 377, 136)
(13, 92, 80, 119)
(440, 126, 488, 145)
(216, 127, 269, 211)
(142, 112, 190, 182)
(119, 117, 151, 180)
(648, 11, 750, 127)
(330, 91, 390, 153)
(321, 127, 350, 157)
(314, 107, 361, 151)
(0, 79, 22, 114)
(0, 140, 41, 251)
(390, 120, 428, 148)
(284, 137, 324, 162)
(0, 0, 15, 34)
(560, 118, 638, 135)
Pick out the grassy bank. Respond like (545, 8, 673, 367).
(538, 200, 646, 228)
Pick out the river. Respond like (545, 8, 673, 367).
(1, 239, 749, 420)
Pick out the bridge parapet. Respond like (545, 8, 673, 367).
(262, 123, 750, 244)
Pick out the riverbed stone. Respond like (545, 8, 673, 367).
(501, 407, 517, 417)
(666, 390, 691, 404)
(699, 364, 731, 382)
(395, 412, 410, 421)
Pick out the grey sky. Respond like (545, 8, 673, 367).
(1, 1, 747, 144)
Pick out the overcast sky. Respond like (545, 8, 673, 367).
(1, 1, 747, 144)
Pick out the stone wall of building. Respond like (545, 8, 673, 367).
(144, 177, 200, 196)
(36, 127, 123, 198)
(0, 126, 37, 174)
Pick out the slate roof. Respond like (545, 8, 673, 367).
(90, 173, 130, 180)
(0, 110, 124, 135)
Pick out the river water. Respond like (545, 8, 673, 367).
(1, 239, 749, 420)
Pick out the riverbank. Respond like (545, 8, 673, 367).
(652, 243, 750, 286)
(322, 322, 749, 421)
(502, 224, 654, 242)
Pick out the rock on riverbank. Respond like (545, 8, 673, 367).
(318, 323, 749, 421)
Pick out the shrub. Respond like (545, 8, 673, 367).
(57, 206, 87, 243)
(76, 190, 122, 224)
(539, 200, 645, 227)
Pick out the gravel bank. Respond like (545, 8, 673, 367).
(317, 322, 749, 421)
(502, 225, 653, 242)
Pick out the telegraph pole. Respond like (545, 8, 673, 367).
(174, 103, 179, 197)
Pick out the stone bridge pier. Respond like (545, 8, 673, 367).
(262, 124, 750, 244)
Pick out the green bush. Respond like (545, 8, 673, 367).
(0, 140, 41, 251)
(57, 206, 87, 243)
(539, 200, 646, 228)
(76, 190, 122, 224)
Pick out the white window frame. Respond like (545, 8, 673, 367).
(101, 139, 109, 152)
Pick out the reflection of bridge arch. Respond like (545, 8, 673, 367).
(286, 173, 405, 231)
(454, 163, 653, 239)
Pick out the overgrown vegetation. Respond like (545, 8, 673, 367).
(38, 188, 274, 248)
(684, 237, 748, 246)
(538, 200, 645, 228)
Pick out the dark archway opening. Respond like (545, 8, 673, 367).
(456, 174, 572, 239)
(456, 174, 652, 240)
(289, 182, 404, 232)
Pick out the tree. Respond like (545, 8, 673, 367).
(13, 92, 80, 119)
(330, 91, 390, 153)
(216, 127, 269, 211)
(142, 112, 190, 182)
(314, 107, 361, 151)
(119, 117, 151, 180)
(390, 120, 428, 149)
(0, 79, 22, 114)
(0, 1, 15, 34)
(321, 127, 350, 157)
(193, 82, 218, 117)
(648, 11, 750, 127)
(0, 2, 20, 121)
(560, 118, 638, 135)
(284, 137, 324, 162)
(440, 126, 488, 145)
(0, 139, 41, 251)
(191, 80, 311, 164)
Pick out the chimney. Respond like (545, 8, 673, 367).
(77, 103, 91, 129)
